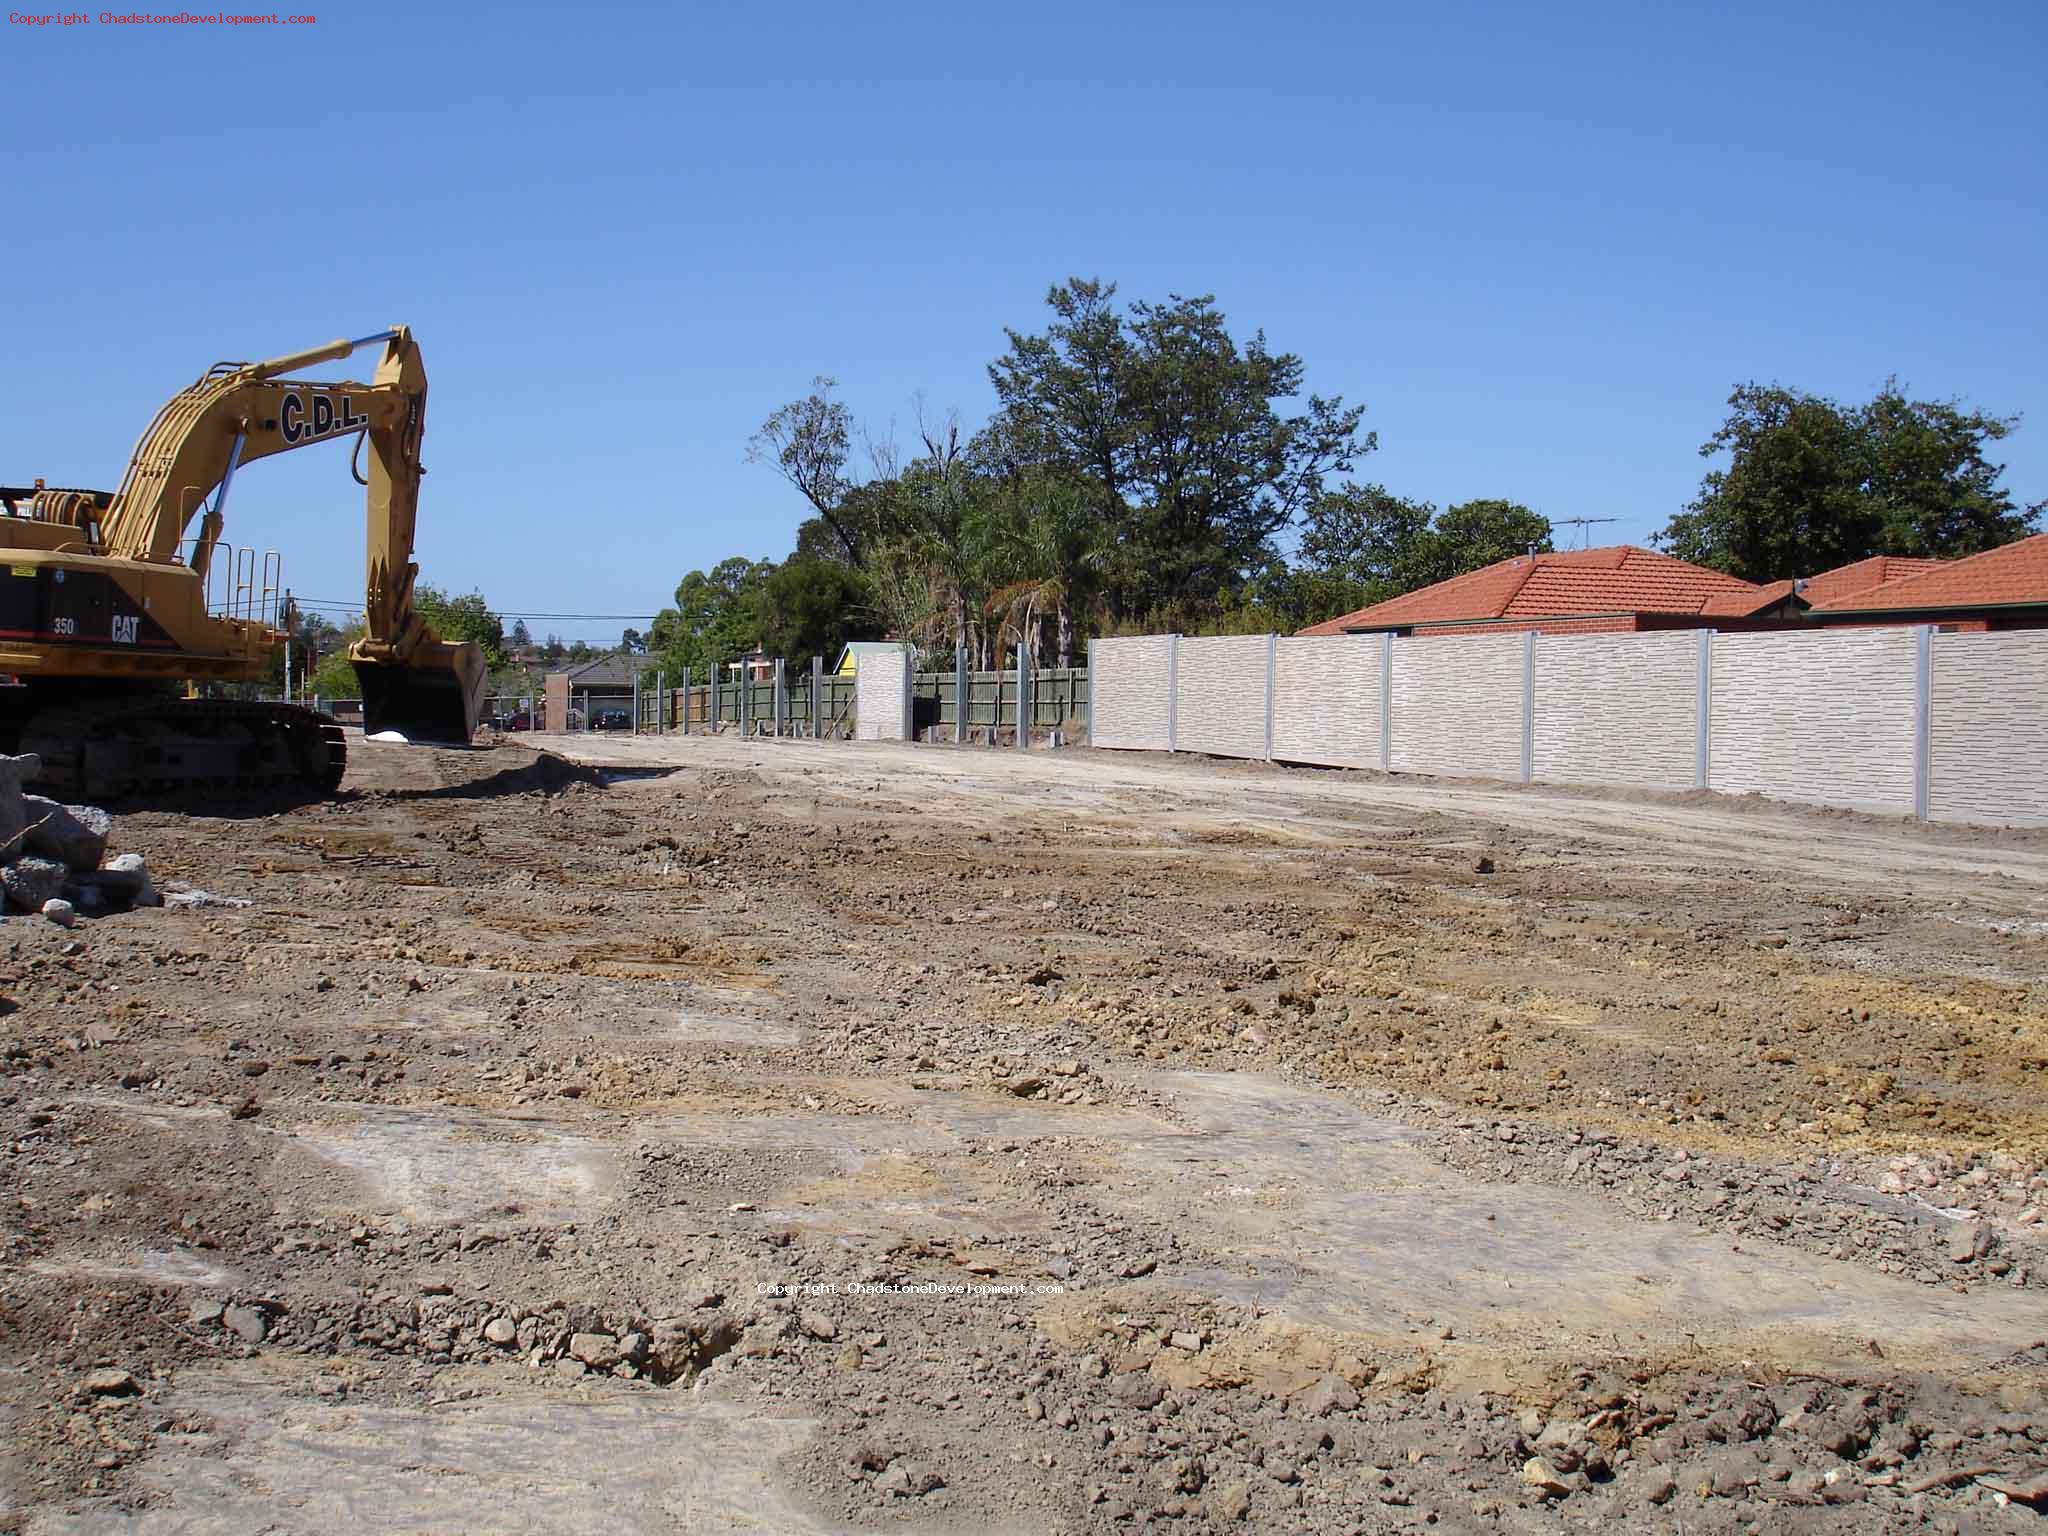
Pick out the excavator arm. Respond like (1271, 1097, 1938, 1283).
(96, 327, 484, 743)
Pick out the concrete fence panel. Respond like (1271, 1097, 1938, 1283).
(1173, 635, 1271, 759)
(853, 647, 912, 741)
(1389, 634, 1525, 780)
(1088, 637, 1175, 750)
(1533, 631, 1701, 792)
(1928, 631, 2048, 828)
(1708, 628, 1918, 814)
(1272, 635, 1383, 769)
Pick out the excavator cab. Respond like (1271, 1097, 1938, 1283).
(354, 637, 487, 744)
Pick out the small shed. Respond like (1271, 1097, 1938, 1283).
(834, 640, 909, 677)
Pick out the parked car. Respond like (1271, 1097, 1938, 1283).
(592, 708, 631, 731)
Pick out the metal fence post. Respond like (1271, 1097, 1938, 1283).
(1694, 631, 1712, 790)
(655, 669, 665, 732)
(632, 667, 642, 735)
(740, 662, 751, 737)
(1166, 634, 1180, 753)
(1379, 633, 1392, 771)
(1914, 624, 1933, 821)
(1521, 631, 1535, 783)
(1016, 641, 1032, 750)
(954, 643, 967, 745)
(1264, 633, 1278, 761)
(774, 657, 787, 737)
(681, 666, 691, 735)
(811, 654, 824, 738)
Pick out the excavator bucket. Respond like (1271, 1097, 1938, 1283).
(354, 640, 487, 745)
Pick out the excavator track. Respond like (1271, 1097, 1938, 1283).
(19, 697, 346, 803)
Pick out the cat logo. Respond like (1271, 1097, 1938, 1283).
(279, 391, 370, 446)
(112, 614, 140, 645)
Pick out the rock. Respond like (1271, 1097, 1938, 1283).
(1112, 1373, 1166, 1411)
(1169, 1330, 1203, 1352)
(568, 1332, 621, 1369)
(836, 1342, 863, 1372)
(188, 1299, 225, 1326)
(1300, 1375, 1359, 1416)
(1522, 1457, 1571, 1498)
(2, 855, 68, 913)
(617, 1330, 648, 1364)
(798, 1310, 837, 1341)
(1265, 1459, 1300, 1485)
(1210, 1482, 1252, 1522)
(484, 1318, 518, 1346)
(1643, 1469, 1677, 1505)
(1949, 1222, 1991, 1262)
(222, 1305, 268, 1344)
(22, 797, 110, 872)
(85, 1368, 140, 1396)
(1474, 856, 1495, 874)
(40, 897, 76, 927)
(1120, 1257, 1158, 1279)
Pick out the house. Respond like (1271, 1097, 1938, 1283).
(1297, 545, 1802, 638)
(557, 651, 654, 726)
(1807, 532, 2048, 631)
(1797, 555, 1947, 608)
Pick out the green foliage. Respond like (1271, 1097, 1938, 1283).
(756, 558, 879, 663)
(1657, 381, 2041, 581)
(1295, 490, 1551, 613)
(645, 556, 775, 676)
(987, 279, 1373, 618)
(415, 586, 506, 667)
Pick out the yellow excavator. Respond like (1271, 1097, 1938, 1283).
(0, 326, 485, 799)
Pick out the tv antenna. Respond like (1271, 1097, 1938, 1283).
(1554, 516, 1618, 551)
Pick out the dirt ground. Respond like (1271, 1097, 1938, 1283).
(2, 730, 2045, 1534)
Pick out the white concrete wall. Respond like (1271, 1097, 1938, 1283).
(1173, 635, 1271, 759)
(853, 647, 910, 741)
(1088, 637, 1175, 750)
(1708, 628, 1918, 814)
(1271, 635, 1383, 769)
(1086, 624, 2048, 828)
(1930, 631, 2048, 827)
(1533, 631, 1700, 792)
(1389, 634, 1526, 780)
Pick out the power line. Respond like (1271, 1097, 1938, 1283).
(286, 597, 661, 622)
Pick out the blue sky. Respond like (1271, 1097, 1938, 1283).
(4, 0, 2041, 643)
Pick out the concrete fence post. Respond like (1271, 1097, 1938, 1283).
(1166, 634, 1180, 753)
(954, 643, 968, 745)
(1379, 634, 1393, 771)
(1264, 633, 1278, 760)
(1085, 639, 1095, 747)
(1913, 625, 1933, 820)
(680, 666, 691, 735)
(774, 657, 787, 737)
(1521, 631, 1535, 783)
(1694, 631, 1712, 790)
(1016, 641, 1032, 750)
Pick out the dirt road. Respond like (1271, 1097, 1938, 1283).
(2, 732, 2044, 1533)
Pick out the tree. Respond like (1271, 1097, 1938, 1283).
(1296, 483, 1438, 598)
(989, 279, 1373, 621)
(508, 619, 532, 650)
(756, 557, 878, 662)
(620, 627, 645, 654)
(749, 379, 867, 561)
(1409, 500, 1553, 587)
(415, 587, 506, 666)
(646, 556, 775, 676)
(1657, 382, 2041, 581)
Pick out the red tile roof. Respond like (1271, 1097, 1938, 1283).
(1810, 533, 2048, 613)
(1297, 545, 1783, 635)
(1799, 555, 1947, 607)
